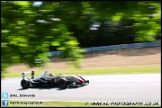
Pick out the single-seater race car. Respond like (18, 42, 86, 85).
(20, 70, 89, 89)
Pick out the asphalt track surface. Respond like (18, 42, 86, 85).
(1, 73, 161, 103)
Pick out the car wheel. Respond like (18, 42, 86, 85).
(21, 79, 30, 89)
(58, 79, 67, 89)
(72, 82, 78, 88)
(49, 79, 54, 87)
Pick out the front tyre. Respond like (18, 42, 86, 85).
(49, 79, 55, 87)
(21, 79, 30, 89)
(58, 79, 67, 89)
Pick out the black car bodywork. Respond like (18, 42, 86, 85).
(21, 71, 89, 89)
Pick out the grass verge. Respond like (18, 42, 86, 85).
(2, 65, 160, 78)
(1, 100, 161, 107)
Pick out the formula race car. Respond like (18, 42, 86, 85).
(20, 70, 89, 89)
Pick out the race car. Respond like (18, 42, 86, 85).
(20, 70, 89, 89)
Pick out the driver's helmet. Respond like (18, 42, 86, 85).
(44, 70, 48, 75)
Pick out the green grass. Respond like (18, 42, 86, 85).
(1, 100, 161, 107)
(2, 65, 160, 78)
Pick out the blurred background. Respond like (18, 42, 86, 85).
(1, 1, 161, 74)
(1, 2, 161, 107)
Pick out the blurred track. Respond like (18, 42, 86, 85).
(1, 73, 161, 103)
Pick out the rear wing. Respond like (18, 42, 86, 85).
(22, 71, 34, 79)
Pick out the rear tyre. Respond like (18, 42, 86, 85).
(21, 79, 30, 89)
(58, 79, 67, 89)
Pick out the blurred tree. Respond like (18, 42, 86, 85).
(1, 1, 85, 74)
(1, 1, 161, 73)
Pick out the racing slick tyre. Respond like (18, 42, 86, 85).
(49, 79, 54, 87)
(21, 79, 30, 89)
(58, 79, 67, 89)
(72, 82, 78, 88)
